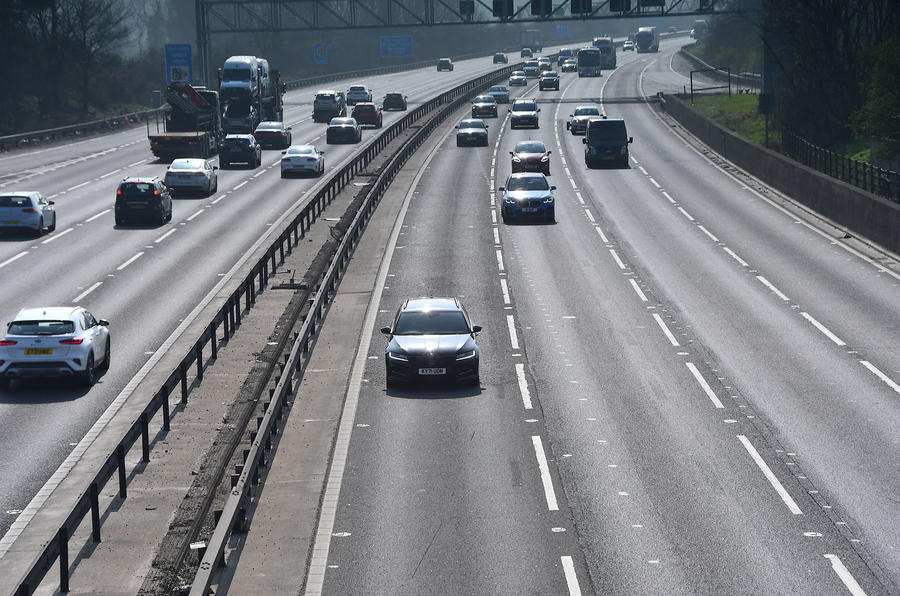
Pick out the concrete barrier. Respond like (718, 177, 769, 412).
(660, 92, 900, 255)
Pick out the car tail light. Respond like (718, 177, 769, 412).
(0, 340, 16, 346)
(60, 338, 84, 344)
(153, 189, 160, 195)
(22, 208, 37, 213)
(117, 189, 123, 195)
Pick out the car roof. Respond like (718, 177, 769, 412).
(225, 134, 253, 139)
(385, 92, 403, 96)
(120, 176, 159, 183)
(508, 172, 547, 180)
(542, 71, 558, 75)
(170, 158, 205, 166)
(460, 119, 486, 126)
(0, 191, 40, 198)
(353, 102, 376, 107)
(14, 306, 81, 321)
(330, 117, 356, 124)
(257, 121, 283, 128)
(513, 98, 536, 103)
(474, 95, 495, 100)
(287, 144, 316, 151)
(515, 140, 546, 149)
(588, 117, 625, 123)
(401, 298, 461, 312)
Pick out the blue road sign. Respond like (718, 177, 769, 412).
(165, 44, 193, 85)
(380, 36, 413, 58)
(314, 43, 328, 65)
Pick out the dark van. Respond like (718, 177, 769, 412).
(583, 117, 633, 168)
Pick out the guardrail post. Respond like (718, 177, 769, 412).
(90, 482, 101, 542)
(141, 412, 150, 462)
(235, 291, 242, 326)
(117, 444, 127, 498)
(58, 527, 69, 592)
(180, 361, 189, 403)
(195, 341, 203, 381)
(210, 322, 218, 359)
(161, 386, 171, 431)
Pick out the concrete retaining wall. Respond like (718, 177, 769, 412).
(660, 93, 900, 255)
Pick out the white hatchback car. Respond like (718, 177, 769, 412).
(346, 84, 373, 105)
(163, 158, 218, 196)
(0, 191, 56, 237)
(281, 145, 325, 177)
(0, 306, 110, 388)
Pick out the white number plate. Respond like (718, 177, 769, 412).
(418, 368, 446, 375)
(521, 207, 539, 212)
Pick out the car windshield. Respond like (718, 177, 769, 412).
(119, 182, 156, 195)
(316, 94, 336, 101)
(394, 311, 470, 335)
(225, 136, 252, 145)
(331, 118, 353, 125)
(575, 107, 600, 116)
(588, 120, 628, 143)
(461, 120, 485, 129)
(513, 101, 537, 111)
(515, 142, 546, 153)
(8, 320, 75, 335)
(222, 68, 251, 82)
(287, 146, 315, 155)
(348, 86, 366, 92)
(170, 160, 202, 170)
(475, 96, 496, 103)
(490, 86, 506, 92)
(512, 71, 525, 77)
(543, 72, 558, 77)
(507, 176, 550, 191)
(0, 196, 31, 207)
(257, 123, 281, 131)
(524, 61, 539, 68)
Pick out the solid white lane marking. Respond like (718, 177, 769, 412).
(737, 434, 803, 515)
(66, 181, 91, 192)
(85, 209, 110, 223)
(516, 363, 533, 409)
(823, 554, 867, 596)
(686, 362, 724, 408)
(756, 275, 790, 301)
(496, 249, 505, 272)
(0, 251, 28, 269)
(186, 209, 204, 221)
(800, 312, 846, 346)
(697, 225, 719, 242)
(723, 247, 748, 267)
(596, 227, 609, 243)
(609, 249, 627, 270)
(532, 435, 559, 511)
(652, 313, 680, 346)
(500, 278, 511, 304)
(629, 279, 648, 302)
(507, 314, 520, 349)
(40, 227, 73, 244)
(677, 206, 695, 221)
(99, 168, 122, 179)
(860, 360, 900, 395)
(155, 229, 177, 243)
(72, 281, 102, 303)
(561, 556, 582, 596)
(584, 209, 596, 223)
(116, 251, 144, 271)
(234, 181, 248, 190)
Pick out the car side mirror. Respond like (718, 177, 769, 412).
(568, 114, 573, 117)
(99, 319, 110, 326)
(472, 325, 482, 334)
(629, 137, 634, 143)
(287, 127, 292, 131)
(547, 150, 552, 155)
(213, 166, 218, 170)
(498, 187, 506, 192)
(509, 151, 514, 155)
(582, 138, 587, 144)
(537, 108, 541, 112)
(281, 151, 286, 154)
(48, 200, 55, 205)
(455, 125, 459, 128)
(485, 125, 489, 128)
(550, 185, 557, 190)
(319, 151, 325, 155)
(380, 326, 392, 335)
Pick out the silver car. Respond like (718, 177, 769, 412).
(346, 84, 373, 105)
(0, 306, 110, 388)
(488, 85, 510, 104)
(281, 145, 325, 177)
(0, 191, 56, 237)
(509, 71, 527, 86)
(566, 105, 602, 135)
(163, 158, 218, 196)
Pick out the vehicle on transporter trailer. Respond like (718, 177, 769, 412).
(635, 26, 659, 52)
(592, 36, 617, 68)
(577, 47, 602, 77)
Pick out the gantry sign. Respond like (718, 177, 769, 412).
(194, 0, 733, 82)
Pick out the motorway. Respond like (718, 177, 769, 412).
(295, 40, 898, 594)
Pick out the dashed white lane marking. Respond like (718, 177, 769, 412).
(127, 159, 147, 168)
(564, 167, 572, 177)
(500, 278, 511, 304)
(609, 249, 627, 270)
(496, 249, 505, 272)
(531, 435, 559, 511)
(561, 555, 582, 596)
(584, 209, 596, 223)
(234, 181, 248, 190)
(99, 168, 122, 179)
(72, 281, 102, 303)
(661, 190, 676, 204)
(155, 229, 177, 243)
(697, 225, 719, 242)
(516, 363, 533, 409)
(0, 251, 28, 269)
(800, 312, 846, 346)
(85, 209, 110, 223)
(685, 362, 725, 408)
(493, 227, 500, 245)
(629, 279, 648, 302)
(40, 227, 73, 244)
(652, 313, 680, 346)
(507, 314, 520, 350)
(252, 170, 266, 178)
(649, 177, 661, 188)
(66, 180, 91, 192)
(823, 554, 867, 596)
(737, 434, 803, 515)
(211, 193, 228, 205)
(595, 227, 609, 243)
(116, 251, 144, 271)
(723, 247, 749, 267)
(860, 361, 900, 395)
(574, 191, 585, 205)
(186, 209, 204, 222)
(638, 166, 648, 175)
(756, 275, 790, 301)
(677, 206, 695, 221)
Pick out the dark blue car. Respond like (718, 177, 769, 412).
(219, 134, 262, 169)
(499, 173, 556, 223)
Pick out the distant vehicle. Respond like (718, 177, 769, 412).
(351, 102, 383, 128)
(592, 36, 617, 68)
(219, 55, 284, 129)
(382, 93, 408, 111)
(380, 297, 481, 388)
(254, 121, 292, 149)
(164, 158, 218, 196)
(488, 85, 510, 103)
(520, 47, 533, 58)
(539, 71, 560, 91)
(566, 105, 602, 135)
(691, 20, 708, 40)
(313, 90, 346, 123)
(583, 117, 633, 167)
(577, 47, 602, 77)
(510, 140, 551, 175)
(281, 145, 324, 177)
(509, 98, 540, 129)
(456, 119, 489, 147)
(520, 29, 543, 52)
(623, 40, 636, 52)
(524, 60, 541, 78)
(509, 71, 527, 86)
(0, 306, 110, 388)
(499, 173, 556, 223)
(557, 48, 574, 65)
(148, 82, 223, 159)
(437, 58, 454, 71)
(635, 26, 659, 52)
(471, 95, 498, 118)
(0, 191, 56, 237)
(493, 52, 508, 64)
(219, 134, 262, 169)
(346, 84, 373, 105)
(326, 117, 362, 144)
(115, 177, 173, 226)
(561, 58, 578, 73)
(538, 57, 552, 72)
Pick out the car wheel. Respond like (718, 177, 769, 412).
(167, 206, 173, 222)
(456, 139, 462, 147)
(80, 353, 95, 387)
(101, 338, 111, 370)
(48, 214, 57, 232)
(158, 206, 167, 225)
(115, 214, 123, 226)
(280, 171, 286, 178)
(33, 218, 43, 237)
(472, 374, 480, 387)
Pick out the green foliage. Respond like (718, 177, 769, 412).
(691, 94, 780, 148)
(853, 40, 900, 157)
(689, 12, 761, 75)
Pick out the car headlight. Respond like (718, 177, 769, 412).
(504, 197, 516, 204)
(387, 351, 408, 361)
(543, 196, 554, 203)
(541, 156, 549, 162)
(456, 350, 476, 361)
(512, 156, 521, 162)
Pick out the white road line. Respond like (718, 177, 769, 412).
(639, 166, 649, 175)
(99, 168, 122, 179)
(584, 209, 596, 223)
(649, 177, 661, 188)
(234, 181, 248, 190)
(127, 159, 147, 168)
(652, 313, 680, 346)
(211, 193, 228, 204)
(823, 554, 867, 596)
(800, 312, 846, 346)
(564, 167, 572, 177)
(723, 247, 749, 267)
(493, 227, 500, 245)
(496, 249, 505, 272)
(252, 170, 266, 178)
(0, 251, 28, 269)
(516, 363, 533, 410)
(40, 227, 74, 244)
(500, 278, 511, 304)
(72, 282, 102, 303)
(860, 360, 900, 395)
(697, 225, 719, 242)
(116, 251, 144, 271)
(507, 314, 520, 350)
(491, 210, 497, 224)
(629, 278, 648, 301)
(66, 181, 91, 192)
(575, 191, 585, 205)
(85, 209, 110, 223)
(756, 275, 790, 301)
(686, 362, 725, 408)
(737, 434, 803, 515)
(596, 227, 609, 243)
(531, 436, 559, 511)
(561, 556, 582, 596)
(661, 190, 676, 204)
(677, 206, 695, 221)
(155, 229, 177, 243)
(186, 209, 204, 222)
(609, 249, 627, 270)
